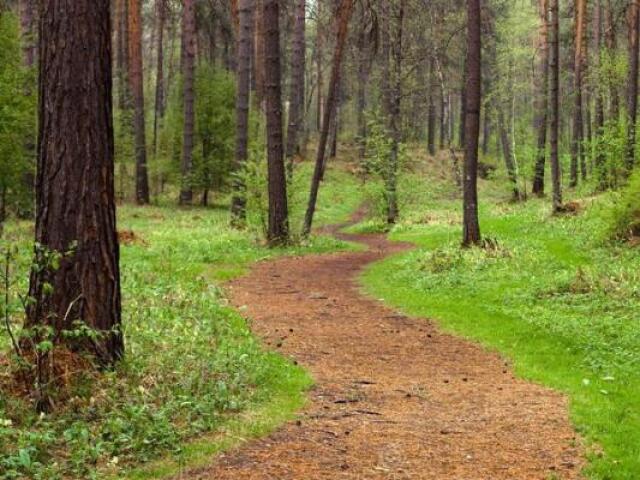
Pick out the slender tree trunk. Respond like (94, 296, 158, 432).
(606, 0, 620, 120)
(152, 0, 166, 158)
(356, 17, 369, 160)
(254, 0, 265, 108)
(498, 108, 521, 200)
(595, 0, 607, 188)
(570, 0, 586, 187)
(303, 0, 355, 236)
(285, 0, 306, 176)
(626, 0, 640, 173)
(316, 1, 324, 132)
(28, 0, 123, 391)
(128, 0, 150, 204)
(462, 0, 481, 245)
(550, 0, 563, 211)
(263, 0, 289, 244)
(427, 57, 437, 155)
(180, 0, 196, 205)
(533, 0, 549, 196)
(231, 0, 253, 223)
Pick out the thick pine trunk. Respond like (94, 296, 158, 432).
(462, 0, 481, 246)
(356, 18, 369, 160)
(285, 0, 306, 175)
(550, 0, 563, 211)
(626, 0, 640, 173)
(263, 0, 290, 244)
(231, 0, 254, 223)
(27, 0, 123, 370)
(180, 0, 196, 205)
(303, 0, 354, 236)
(532, 0, 549, 196)
(128, 0, 150, 204)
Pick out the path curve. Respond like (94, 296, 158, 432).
(183, 217, 584, 479)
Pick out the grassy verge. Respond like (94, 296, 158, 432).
(0, 163, 362, 479)
(359, 166, 640, 479)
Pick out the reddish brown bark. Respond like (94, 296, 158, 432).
(28, 0, 123, 370)
(462, 0, 481, 246)
(128, 0, 150, 204)
(263, 0, 290, 244)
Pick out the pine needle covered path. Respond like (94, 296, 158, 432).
(183, 217, 584, 479)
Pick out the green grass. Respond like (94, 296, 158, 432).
(0, 163, 362, 479)
(360, 172, 640, 479)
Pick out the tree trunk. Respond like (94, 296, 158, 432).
(180, 0, 196, 205)
(570, 0, 586, 188)
(498, 108, 521, 200)
(316, 1, 324, 133)
(263, 0, 289, 244)
(356, 17, 369, 160)
(550, 0, 563, 211)
(626, 0, 640, 173)
(303, 0, 355, 236)
(459, 57, 467, 149)
(532, 0, 549, 196)
(285, 0, 306, 176)
(606, 0, 620, 120)
(385, 0, 404, 225)
(595, 0, 607, 188)
(27, 0, 123, 383)
(231, 0, 254, 223)
(128, 0, 150, 204)
(253, 0, 265, 108)
(152, 0, 166, 158)
(427, 57, 437, 156)
(462, 0, 481, 246)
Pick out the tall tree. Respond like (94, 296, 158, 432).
(462, 0, 481, 246)
(532, 0, 549, 196)
(263, 0, 289, 244)
(626, 0, 640, 173)
(594, 0, 607, 188)
(285, 0, 306, 176)
(231, 0, 253, 223)
(550, 0, 562, 211)
(27, 0, 123, 399)
(498, 107, 521, 200)
(180, 0, 196, 205)
(152, 0, 166, 157)
(303, 0, 355, 236)
(128, 0, 150, 204)
(427, 57, 437, 156)
(570, 0, 587, 188)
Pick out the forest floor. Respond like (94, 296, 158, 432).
(178, 208, 583, 480)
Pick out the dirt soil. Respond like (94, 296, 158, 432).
(182, 217, 584, 479)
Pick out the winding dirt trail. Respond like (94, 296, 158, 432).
(184, 216, 584, 479)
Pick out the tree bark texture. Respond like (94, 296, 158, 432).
(532, 0, 549, 196)
(263, 0, 290, 244)
(180, 0, 196, 205)
(550, 0, 563, 211)
(285, 0, 306, 175)
(462, 0, 481, 246)
(626, 0, 639, 173)
(28, 0, 123, 366)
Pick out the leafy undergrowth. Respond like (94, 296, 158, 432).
(0, 163, 361, 479)
(360, 162, 640, 479)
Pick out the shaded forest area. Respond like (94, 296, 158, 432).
(1, 0, 640, 478)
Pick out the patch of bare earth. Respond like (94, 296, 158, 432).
(181, 221, 584, 479)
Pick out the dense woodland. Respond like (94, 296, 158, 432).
(2, 0, 640, 478)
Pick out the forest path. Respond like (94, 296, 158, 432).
(182, 212, 584, 479)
